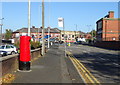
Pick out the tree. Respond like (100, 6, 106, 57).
(5, 29, 13, 40)
(90, 30, 96, 38)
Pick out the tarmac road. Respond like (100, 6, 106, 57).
(66, 44, 120, 83)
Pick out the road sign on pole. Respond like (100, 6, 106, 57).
(58, 17, 64, 27)
(58, 17, 66, 57)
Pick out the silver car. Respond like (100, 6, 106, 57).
(0, 45, 17, 55)
(0, 51, 7, 57)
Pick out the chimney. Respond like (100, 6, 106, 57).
(32, 26, 35, 28)
(108, 11, 114, 18)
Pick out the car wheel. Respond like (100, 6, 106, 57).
(4, 53, 8, 56)
(11, 51, 16, 55)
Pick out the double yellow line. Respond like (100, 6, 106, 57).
(66, 51, 101, 85)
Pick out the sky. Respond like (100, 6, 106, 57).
(0, 1, 119, 33)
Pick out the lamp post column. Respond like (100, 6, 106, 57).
(0, 18, 4, 45)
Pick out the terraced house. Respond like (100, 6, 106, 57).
(12, 26, 91, 43)
(12, 26, 61, 42)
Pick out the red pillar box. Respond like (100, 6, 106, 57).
(19, 36, 31, 71)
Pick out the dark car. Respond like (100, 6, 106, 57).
(59, 41, 64, 44)
(74, 41, 82, 44)
(0, 51, 8, 57)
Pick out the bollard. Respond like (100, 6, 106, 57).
(68, 42, 71, 46)
(18, 36, 31, 71)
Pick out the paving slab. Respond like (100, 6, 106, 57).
(9, 45, 72, 83)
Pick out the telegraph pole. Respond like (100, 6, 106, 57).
(42, 0, 45, 55)
(28, 0, 31, 36)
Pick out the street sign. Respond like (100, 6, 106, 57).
(44, 35, 51, 39)
(58, 17, 64, 27)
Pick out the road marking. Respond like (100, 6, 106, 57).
(83, 51, 87, 53)
(66, 51, 101, 85)
(113, 63, 119, 66)
(100, 58, 106, 60)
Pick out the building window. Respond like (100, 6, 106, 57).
(62, 34, 64, 37)
(72, 35, 74, 38)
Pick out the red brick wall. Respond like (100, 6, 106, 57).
(102, 19, 119, 41)
(94, 41, 120, 50)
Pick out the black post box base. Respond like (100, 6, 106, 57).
(19, 61, 30, 71)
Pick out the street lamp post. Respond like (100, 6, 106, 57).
(47, 0, 51, 49)
(18, 0, 31, 72)
(28, 0, 31, 36)
(0, 18, 4, 45)
(42, 0, 45, 56)
(75, 24, 77, 37)
(63, 18, 67, 57)
(92, 29, 94, 41)
(75, 24, 77, 41)
(48, 27, 50, 48)
(87, 25, 93, 40)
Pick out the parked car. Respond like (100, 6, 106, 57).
(74, 41, 82, 44)
(0, 51, 7, 57)
(0, 45, 18, 55)
(49, 38, 55, 42)
(59, 41, 64, 44)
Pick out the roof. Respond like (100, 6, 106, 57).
(13, 27, 61, 33)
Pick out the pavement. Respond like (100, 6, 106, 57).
(9, 44, 85, 84)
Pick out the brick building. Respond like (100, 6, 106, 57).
(96, 11, 120, 41)
(60, 30, 89, 42)
(12, 26, 90, 43)
(12, 26, 61, 42)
